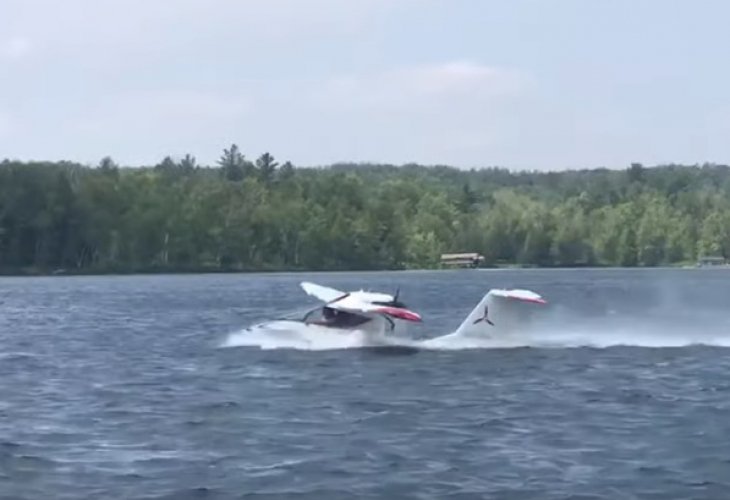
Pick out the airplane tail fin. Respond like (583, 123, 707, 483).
(452, 289, 547, 337)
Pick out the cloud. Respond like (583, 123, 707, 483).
(316, 61, 526, 113)
(0, 4, 534, 169)
(0, 37, 31, 60)
(281, 61, 533, 166)
(0, 56, 534, 167)
(3, 0, 730, 170)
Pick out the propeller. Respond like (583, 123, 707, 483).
(389, 286, 407, 309)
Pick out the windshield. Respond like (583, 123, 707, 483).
(273, 306, 321, 322)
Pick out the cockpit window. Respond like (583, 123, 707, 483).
(303, 307, 371, 328)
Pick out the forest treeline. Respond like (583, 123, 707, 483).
(1, 145, 730, 274)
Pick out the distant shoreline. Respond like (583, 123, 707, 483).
(0, 262, 712, 278)
(2, 160, 729, 274)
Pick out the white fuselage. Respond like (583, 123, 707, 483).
(240, 316, 401, 350)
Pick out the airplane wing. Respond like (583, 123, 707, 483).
(300, 281, 421, 322)
(349, 290, 396, 304)
(300, 281, 348, 303)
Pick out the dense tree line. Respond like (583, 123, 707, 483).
(1, 147, 729, 274)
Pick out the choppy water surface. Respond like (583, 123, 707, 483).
(2, 269, 730, 499)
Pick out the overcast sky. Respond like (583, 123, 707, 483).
(1, 0, 729, 170)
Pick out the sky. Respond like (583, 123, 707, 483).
(1, 0, 730, 170)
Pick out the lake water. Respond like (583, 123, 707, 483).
(2, 268, 730, 499)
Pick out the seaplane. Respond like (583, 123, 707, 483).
(237, 282, 423, 348)
(238, 281, 547, 350)
(298, 281, 422, 327)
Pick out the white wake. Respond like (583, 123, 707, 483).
(220, 316, 730, 351)
(220, 321, 420, 351)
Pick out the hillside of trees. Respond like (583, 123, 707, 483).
(1, 145, 729, 275)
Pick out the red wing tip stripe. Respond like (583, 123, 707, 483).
(375, 307, 422, 322)
(507, 296, 547, 304)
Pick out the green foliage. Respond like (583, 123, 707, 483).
(1, 153, 729, 274)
